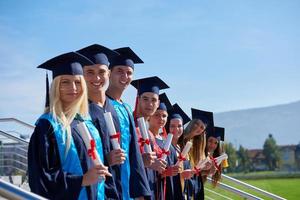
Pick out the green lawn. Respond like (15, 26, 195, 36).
(243, 178, 300, 200)
(205, 178, 300, 200)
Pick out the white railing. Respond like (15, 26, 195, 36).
(0, 179, 47, 200)
(205, 187, 233, 200)
(0, 118, 35, 129)
(221, 174, 286, 200)
(207, 177, 262, 199)
(0, 130, 29, 145)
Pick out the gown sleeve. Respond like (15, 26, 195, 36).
(28, 119, 83, 200)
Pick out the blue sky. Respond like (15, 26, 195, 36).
(1, 0, 300, 125)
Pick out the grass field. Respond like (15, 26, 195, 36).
(205, 177, 300, 200)
(243, 178, 300, 200)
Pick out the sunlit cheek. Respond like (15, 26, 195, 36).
(102, 80, 109, 90)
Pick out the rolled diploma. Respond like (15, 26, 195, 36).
(137, 117, 152, 153)
(175, 141, 192, 166)
(103, 112, 120, 149)
(214, 153, 228, 165)
(161, 133, 173, 160)
(195, 157, 210, 170)
(77, 122, 102, 166)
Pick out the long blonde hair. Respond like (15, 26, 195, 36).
(45, 75, 89, 155)
(183, 119, 207, 167)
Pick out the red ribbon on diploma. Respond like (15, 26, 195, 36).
(138, 138, 150, 147)
(161, 149, 170, 156)
(193, 166, 201, 176)
(209, 155, 221, 172)
(110, 132, 120, 143)
(88, 140, 96, 160)
(178, 153, 186, 162)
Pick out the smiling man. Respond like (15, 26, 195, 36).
(77, 44, 126, 199)
(106, 47, 151, 200)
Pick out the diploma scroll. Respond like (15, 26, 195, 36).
(103, 112, 120, 149)
(161, 133, 173, 160)
(77, 122, 103, 166)
(175, 141, 192, 166)
(214, 153, 228, 166)
(137, 117, 152, 153)
(195, 157, 210, 171)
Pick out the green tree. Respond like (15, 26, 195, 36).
(295, 142, 300, 170)
(224, 142, 237, 172)
(263, 134, 280, 170)
(236, 145, 250, 172)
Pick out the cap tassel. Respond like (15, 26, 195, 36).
(45, 72, 50, 108)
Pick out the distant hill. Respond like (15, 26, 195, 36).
(214, 100, 300, 149)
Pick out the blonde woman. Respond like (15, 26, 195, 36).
(28, 52, 110, 200)
(182, 108, 214, 200)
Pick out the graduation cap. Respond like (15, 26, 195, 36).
(110, 47, 143, 69)
(37, 52, 94, 79)
(76, 44, 119, 67)
(158, 93, 173, 111)
(191, 108, 214, 136)
(131, 76, 169, 95)
(212, 127, 225, 141)
(169, 103, 191, 125)
(37, 52, 93, 107)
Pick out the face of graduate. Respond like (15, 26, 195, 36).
(149, 109, 168, 130)
(169, 118, 183, 139)
(207, 136, 219, 153)
(138, 92, 159, 118)
(109, 66, 133, 91)
(83, 64, 110, 93)
(59, 75, 82, 106)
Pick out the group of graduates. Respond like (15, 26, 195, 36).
(27, 44, 228, 200)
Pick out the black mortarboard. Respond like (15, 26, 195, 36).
(158, 93, 172, 111)
(191, 108, 214, 136)
(110, 47, 143, 69)
(37, 52, 94, 79)
(131, 76, 169, 95)
(76, 44, 119, 67)
(212, 127, 225, 141)
(169, 103, 191, 125)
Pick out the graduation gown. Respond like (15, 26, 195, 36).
(106, 96, 151, 199)
(89, 100, 119, 199)
(28, 116, 101, 200)
(192, 174, 204, 200)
